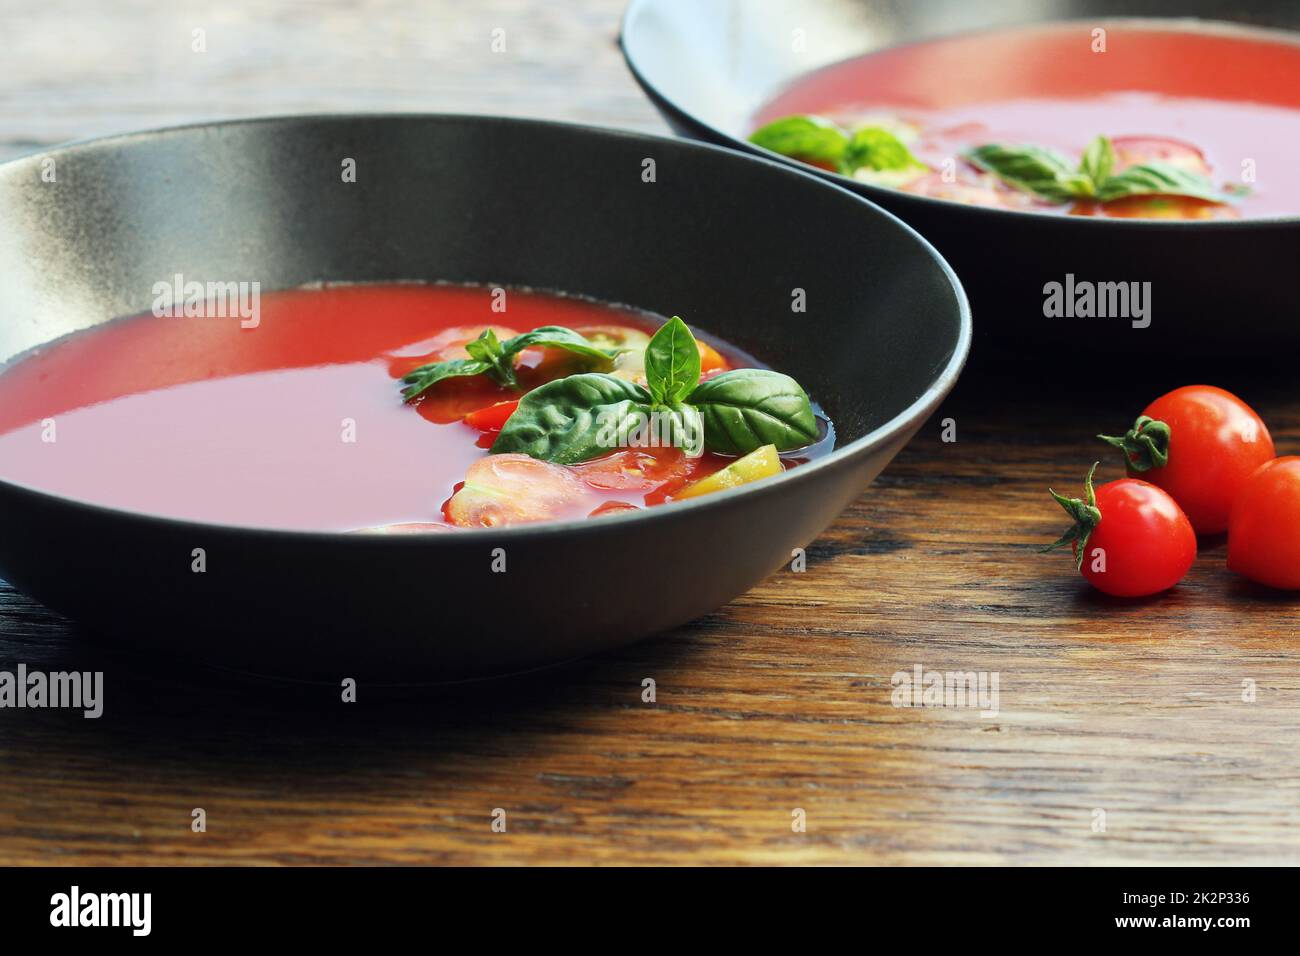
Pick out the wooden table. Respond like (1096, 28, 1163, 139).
(2, 0, 1297, 866)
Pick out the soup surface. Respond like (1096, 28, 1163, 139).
(0, 284, 831, 531)
(751, 21, 1300, 219)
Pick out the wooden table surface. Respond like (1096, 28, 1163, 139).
(2, 0, 1298, 866)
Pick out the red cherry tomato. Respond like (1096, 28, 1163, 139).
(1101, 385, 1275, 534)
(463, 399, 519, 433)
(1045, 464, 1196, 597)
(573, 448, 687, 491)
(589, 500, 640, 518)
(1110, 136, 1211, 176)
(1228, 457, 1300, 590)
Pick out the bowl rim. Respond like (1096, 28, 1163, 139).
(619, 0, 1300, 230)
(0, 111, 972, 543)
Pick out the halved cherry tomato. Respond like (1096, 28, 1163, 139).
(1110, 136, 1211, 176)
(348, 522, 452, 534)
(1100, 385, 1275, 534)
(573, 448, 687, 491)
(386, 324, 518, 377)
(463, 400, 519, 433)
(445, 454, 588, 528)
(414, 377, 511, 425)
(1228, 457, 1300, 590)
(902, 170, 1043, 210)
(696, 340, 729, 375)
(589, 500, 640, 518)
(1084, 195, 1239, 221)
(1045, 464, 1196, 597)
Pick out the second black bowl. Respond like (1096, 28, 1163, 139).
(622, 0, 1300, 357)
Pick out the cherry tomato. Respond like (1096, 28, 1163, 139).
(1081, 195, 1239, 221)
(1110, 136, 1211, 176)
(901, 170, 1040, 210)
(696, 340, 729, 375)
(1100, 385, 1274, 534)
(1045, 464, 1196, 597)
(1228, 457, 1300, 590)
(463, 400, 519, 433)
(589, 500, 640, 518)
(348, 522, 452, 534)
(573, 448, 687, 491)
(445, 455, 587, 528)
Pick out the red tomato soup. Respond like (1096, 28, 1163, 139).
(752, 21, 1300, 219)
(0, 284, 830, 531)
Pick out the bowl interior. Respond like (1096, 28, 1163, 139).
(0, 115, 966, 465)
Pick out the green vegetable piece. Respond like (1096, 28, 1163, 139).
(401, 358, 491, 402)
(748, 115, 849, 165)
(490, 373, 655, 465)
(965, 143, 1091, 203)
(1096, 162, 1224, 204)
(687, 368, 819, 455)
(644, 316, 702, 406)
(841, 126, 925, 175)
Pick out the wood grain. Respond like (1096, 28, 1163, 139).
(2, 0, 1299, 866)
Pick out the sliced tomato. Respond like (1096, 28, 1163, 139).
(589, 500, 640, 518)
(574, 448, 688, 491)
(386, 324, 518, 379)
(1110, 136, 1211, 176)
(463, 400, 519, 433)
(414, 377, 512, 425)
(445, 454, 589, 528)
(348, 522, 452, 534)
(696, 339, 729, 375)
(901, 170, 1044, 210)
(1084, 195, 1239, 221)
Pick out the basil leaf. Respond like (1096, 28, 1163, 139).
(966, 143, 1091, 202)
(644, 316, 701, 406)
(464, 328, 517, 388)
(687, 368, 819, 455)
(665, 402, 705, 459)
(841, 126, 925, 175)
(490, 373, 655, 464)
(748, 115, 848, 165)
(1078, 135, 1114, 190)
(400, 358, 492, 402)
(501, 326, 625, 366)
(1096, 162, 1224, 203)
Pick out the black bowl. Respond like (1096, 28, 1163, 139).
(0, 115, 970, 683)
(621, 0, 1300, 356)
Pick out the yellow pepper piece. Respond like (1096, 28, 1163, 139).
(676, 444, 782, 500)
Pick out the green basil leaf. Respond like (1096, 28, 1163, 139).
(490, 373, 655, 464)
(665, 402, 705, 459)
(966, 143, 1091, 202)
(464, 328, 516, 388)
(841, 126, 926, 175)
(1096, 162, 1224, 203)
(687, 368, 819, 455)
(643, 316, 701, 406)
(400, 358, 492, 402)
(501, 326, 625, 366)
(748, 115, 848, 165)
(1078, 135, 1114, 190)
